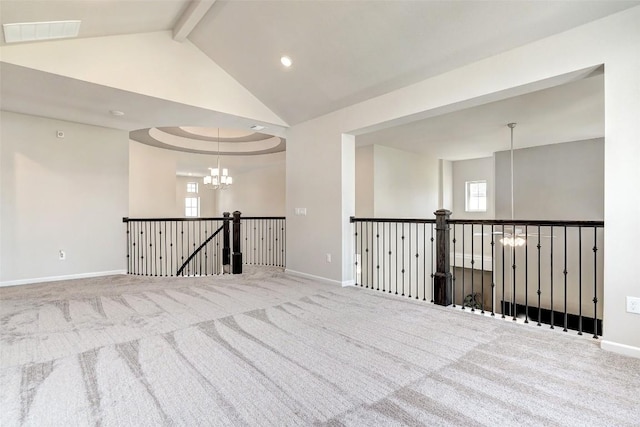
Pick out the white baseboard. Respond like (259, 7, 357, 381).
(285, 269, 353, 287)
(601, 340, 640, 359)
(0, 270, 127, 288)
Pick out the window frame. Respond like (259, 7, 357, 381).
(465, 180, 487, 213)
(186, 181, 198, 193)
(185, 196, 200, 217)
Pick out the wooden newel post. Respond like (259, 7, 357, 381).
(232, 211, 242, 274)
(222, 212, 231, 273)
(434, 209, 452, 306)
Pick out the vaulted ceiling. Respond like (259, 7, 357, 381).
(1, 0, 637, 159)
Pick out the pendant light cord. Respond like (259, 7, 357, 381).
(508, 123, 516, 221)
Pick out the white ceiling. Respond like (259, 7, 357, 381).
(0, 1, 636, 163)
(0, 0, 190, 44)
(357, 72, 604, 160)
(189, 0, 635, 125)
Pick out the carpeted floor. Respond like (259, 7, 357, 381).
(1, 267, 639, 426)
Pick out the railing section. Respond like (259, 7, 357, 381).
(351, 217, 437, 302)
(123, 217, 226, 276)
(123, 215, 286, 276)
(351, 216, 604, 338)
(449, 219, 604, 338)
(241, 217, 286, 267)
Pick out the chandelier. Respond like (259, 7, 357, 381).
(203, 128, 233, 190)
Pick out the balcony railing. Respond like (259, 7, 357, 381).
(123, 213, 285, 276)
(351, 212, 604, 338)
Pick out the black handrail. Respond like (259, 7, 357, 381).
(176, 224, 225, 276)
(448, 219, 604, 227)
(351, 216, 436, 224)
(351, 216, 604, 227)
(123, 217, 226, 222)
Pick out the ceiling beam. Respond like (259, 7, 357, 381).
(173, 0, 216, 42)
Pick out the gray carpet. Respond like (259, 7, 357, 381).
(1, 267, 639, 426)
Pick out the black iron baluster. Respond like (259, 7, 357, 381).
(252, 222, 256, 264)
(395, 223, 398, 295)
(471, 223, 475, 312)
(389, 223, 392, 293)
(481, 224, 485, 314)
(550, 225, 554, 329)
(452, 224, 457, 307)
(365, 221, 369, 288)
(501, 224, 505, 318)
(157, 221, 161, 276)
(361, 221, 365, 287)
(430, 223, 434, 303)
(462, 223, 466, 310)
(578, 226, 583, 335)
(592, 227, 599, 339)
(180, 222, 185, 276)
(401, 223, 405, 296)
(536, 225, 541, 326)
(204, 221, 209, 276)
(382, 222, 386, 292)
(512, 223, 517, 321)
(158, 221, 167, 276)
(408, 224, 412, 298)
(269, 220, 273, 266)
(563, 226, 568, 332)
(154, 221, 158, 276)
(415, 223, 419, 300)
(423, 222, 426, 301)
(524, 225, 528, 323)
(126, 221, 130, 274)
(144, 221, 148, 275)
(376, 222, 380, 291)
(354, 221, 359, 286)
(490, 225, 495, 316)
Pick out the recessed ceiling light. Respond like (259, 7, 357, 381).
(3, 20, 81, 44)
(250, 125, 266, 131)
(109, 110, 125, 116)
(280, 56, 292, 68)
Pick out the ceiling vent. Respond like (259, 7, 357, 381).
(3, 20, 81, 44)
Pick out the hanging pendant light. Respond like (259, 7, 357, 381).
(203, 128, 233, 190)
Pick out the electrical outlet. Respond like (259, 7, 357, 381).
(326, 253, 332, 263)
(59, 250, 66, 260)
(627, 296, 640, 314)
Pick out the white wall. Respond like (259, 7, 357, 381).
(217, 160, 286, 216)
(129, 141, 177, 217)
(286, 7, 640, 352)
(355, 145, 374, 217)
(373, 145, 438, 218)
(0, 111, 128, 285)
(355, 145, 438, 218)
(130, 141, 285, 218)
(438, 159, 453, 210)
(495, 138, 604, 220)
(452, 156, 494, 219)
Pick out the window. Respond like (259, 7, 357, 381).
(186, 182, 198, 193)
(185, 197, 200, 217)
(465, 180, 487, 212)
